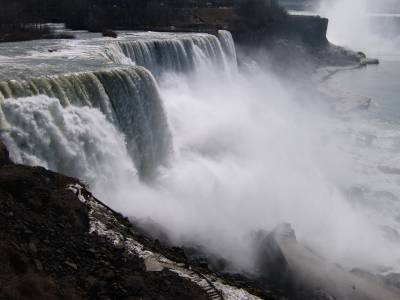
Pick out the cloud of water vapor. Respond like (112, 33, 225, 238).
(318, 0, 400, 56)
(99, 61, 400, 274)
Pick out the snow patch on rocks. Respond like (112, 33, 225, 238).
(66, 184, 262, 300)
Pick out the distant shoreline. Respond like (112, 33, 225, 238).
(0, 26, 74, 43)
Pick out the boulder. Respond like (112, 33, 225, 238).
(252, 226, 294, 289)
(102, 30, 118, 38)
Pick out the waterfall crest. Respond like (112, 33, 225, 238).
(0, 67, 171, 178)
(0, 31, 238, 177)
(1, 95, 138, 194)
(106, 31, 237, 74)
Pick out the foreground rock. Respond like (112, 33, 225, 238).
(0, 151, 269, 299)
(0, 164, 210, 299)
(1, 137, 398, 300)
(0, 141, 11, 165)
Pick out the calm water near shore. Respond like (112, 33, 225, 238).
(327, 58, 400, 124)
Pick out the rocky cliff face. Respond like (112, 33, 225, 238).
(0, 163, 210, 300)
(0, 142, 271, 300)
(232, 14, 363, 80)
(233, 15, 329, 47)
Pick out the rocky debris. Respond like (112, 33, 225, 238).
(2, 139, 397, 300)
(131, 217, 348, 300)
(0, 152, 270, 299)
(78, 184, 263, 300)
(0, 164, 209, 300)
(0, 155, 328, 300)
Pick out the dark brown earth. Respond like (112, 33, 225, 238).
(0, 161, 209, 300)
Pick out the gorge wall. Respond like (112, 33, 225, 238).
(232, 15, 329, 48)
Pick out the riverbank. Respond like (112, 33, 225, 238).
(0, 26, 74, 43)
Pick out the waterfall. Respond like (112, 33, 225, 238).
(1, 95, 138, 195)
(105, 31, 237, 74)
(0, 31, 239, 178)
(218, 30, 238, 68)
(0, 67, 171, 178)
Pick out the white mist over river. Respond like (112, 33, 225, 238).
(0, 22, 400, 278)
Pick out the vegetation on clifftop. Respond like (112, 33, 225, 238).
(0, 0, 288, 39)
(236, 0, 287, 28)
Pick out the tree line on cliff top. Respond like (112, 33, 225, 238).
(0, 0, 287, 36)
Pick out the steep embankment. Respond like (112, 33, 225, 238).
(3, 147, 397, 300)
(231, 13, 367, 72)
(0, 152, 203, 299)
(0, 143, 269, 300)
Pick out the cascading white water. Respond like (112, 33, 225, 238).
(106, 31, 236, 75)
(218, 30, 238, 68)
(0, 67, 171, 178)
(1, 95, 138, 199)
(1, 29, 400, 277)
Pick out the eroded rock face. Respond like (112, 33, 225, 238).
(0, 141, 11, 166)
(0, 164, 208, 300)
(0, 142, 266, 300)
(252, 227, 294, 290)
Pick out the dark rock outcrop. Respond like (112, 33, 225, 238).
(2, 136, 398, 300)
(233, 15, 329, 48)
(253, 228, 294, 289)
(0, 141, 11, 166)
(0, 164, 208, 300)
(102, 30, 118, 38)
